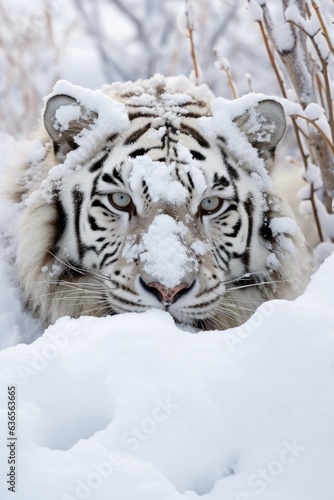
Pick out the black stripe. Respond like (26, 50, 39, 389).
(54, 198, 67, 243)
(108, 293, 146, 309)
(226, 164, 240, 180)
(124, 123, 151, 145)
(196, 282, 221, 298)
(126, 103, 155, 109)
(128, 112, 156, 120)
(91, 199, 108, 210)
(212, 172, 230, 188)
(103, 257, 118, 266)
(218, 146, 240, 181)
(142, 180, 148, 195)
(88, 214, 106, 231)
(102, 173, 113, 183)
(232, 274, 262, 288)
(181, 112, 207, 119)
(89, 153, 108, 173)
(224, 219, 241, 238)
(211, 243, 229, 268)
(107, 133, 118, 143)
(219, 244, 231, 258)
(187, 298, 217, 310)
(241, 196, 254, 269)
(187, 172, 194, 190)
(49, 198, 67, 257)
(99, 241, 111, 253)
(73, 188, 85, 260)
(100, 243, 121, 268)
(216, 204, 238, 219)
(190, 150, 206, 161)
(153, 157, 168, 162)
(179, 124, 210, 148)
(112, 166, 124, 185)
(259, 215, 274, 243)
(90, 173, 101, 198)
(128, 148, 147, 158)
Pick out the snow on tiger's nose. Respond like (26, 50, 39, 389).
(123, 214, 197, 289)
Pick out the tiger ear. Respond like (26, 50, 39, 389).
(44, 94, 98, 157)
(234, 99, 286, 165)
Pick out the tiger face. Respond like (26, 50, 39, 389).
(15, 77, 309, 328)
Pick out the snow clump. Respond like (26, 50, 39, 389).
(123, 214, 197, 289)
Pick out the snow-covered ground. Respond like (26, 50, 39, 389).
(1, 135, 334, 499)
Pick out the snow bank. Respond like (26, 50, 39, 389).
(0, 252, 334, 500)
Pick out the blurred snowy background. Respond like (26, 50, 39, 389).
(0, 0, 278, 138)
(1, 3, 334, 499)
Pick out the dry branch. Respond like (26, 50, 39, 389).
(185, 0, 200, 84)
(250, 0, 334, 241)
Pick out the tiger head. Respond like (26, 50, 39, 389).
(14, 76, 309, 329)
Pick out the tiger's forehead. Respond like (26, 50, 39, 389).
(106, 76, 212, 124)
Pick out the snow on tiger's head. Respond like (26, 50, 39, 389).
(10, 75, 310, 329)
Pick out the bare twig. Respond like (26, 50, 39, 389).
(257, 19, 287, 98)
(310, 182, 324, 241)
(315, 72, 326, 109)
(253, 0, 334, 238)
(292, 114, 334, 153)
(185, 0, 200, 84)
(311, 0, 334, 55)
(214, 50, 238, 99)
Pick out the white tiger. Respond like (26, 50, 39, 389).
(7, 75, 310, 329)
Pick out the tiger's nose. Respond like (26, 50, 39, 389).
(147, 282, 190, 304)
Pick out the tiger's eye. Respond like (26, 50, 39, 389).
(200, 196, 223, 214)
(109, 192, 132, 210)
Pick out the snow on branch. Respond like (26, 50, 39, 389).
(177, 0, 200, 85)
(248, 0, 334, 245)
(214, 51, 239, 99)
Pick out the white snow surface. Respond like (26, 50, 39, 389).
(54, 104, 82, 132)
(272, 23, 294, 54)
(247, 0, 263, 23)
(269, 216, 298, 236)
(1, 130, 334, 498)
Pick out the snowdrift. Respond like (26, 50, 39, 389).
(1, 134, 334, 499)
